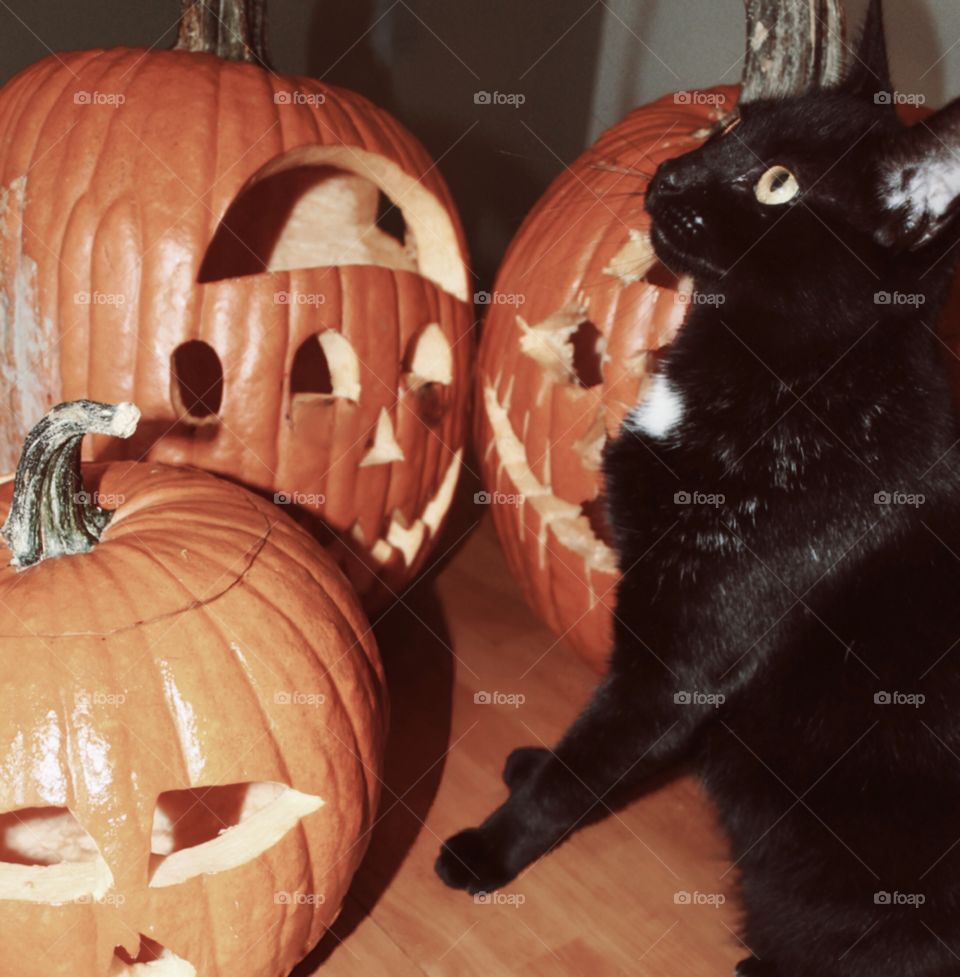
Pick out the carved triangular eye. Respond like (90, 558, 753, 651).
(290, 330, 361, 407)
(403, 323, 454, 423)
(0, 805, 113, 903)
(148, 782, 322, 888)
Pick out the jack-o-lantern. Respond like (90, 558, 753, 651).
(476, 1, 858, 668)
(0, 401, 387, 977)
(0, 0, 472, 609)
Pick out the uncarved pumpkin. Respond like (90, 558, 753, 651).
(0, 400, 387, 977)
(0, 0, 472, 610)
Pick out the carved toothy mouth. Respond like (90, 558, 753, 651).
(483, 384, 618, 585)
(353, 448, 463, 567)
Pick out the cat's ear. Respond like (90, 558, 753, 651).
(875, 98, 960, 250)
(844, 0, 893, 104)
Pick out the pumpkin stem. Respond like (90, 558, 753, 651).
(741, 0, 845, 102)
(175, 0, 269, 67)
(1, 401, 141, 570)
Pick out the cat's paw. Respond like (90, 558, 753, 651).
(735, 957, 777, 977)
(503, 746, 549, 788)
(435, 827, 517, 894)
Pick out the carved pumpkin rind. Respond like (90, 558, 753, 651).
(0, 447, 387, 977)
(478, 85, 960, 671)
(476, 88, 738, 669)
(0, 46, 472, 609)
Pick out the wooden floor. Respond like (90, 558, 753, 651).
(295, 516, 746, 977)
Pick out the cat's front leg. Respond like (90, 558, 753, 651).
(435, 669, 710, 894)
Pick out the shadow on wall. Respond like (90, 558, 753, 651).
(306, 0, 604, 287)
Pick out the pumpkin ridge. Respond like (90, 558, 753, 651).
(244, 563, 385, 813)
(210, 629, 320, 949)
(0, 507, 274, 639)
(213, 573, 381, 914)
(63, 51, 139, 402)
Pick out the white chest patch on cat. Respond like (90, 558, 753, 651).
(626, 373, 684, 439)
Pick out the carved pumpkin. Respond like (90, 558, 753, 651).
(0, 0, 471, 609)
(0, 401, 387, 977)
(475, 1, 855, 668)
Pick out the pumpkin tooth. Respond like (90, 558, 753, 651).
(385, 510, 426, 567)
(603, 228, 657, 286)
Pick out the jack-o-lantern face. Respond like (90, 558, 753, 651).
(0, 18, 471, 609)
(0, 402, 386, 977)
(0, 783, 324, 976)
(476, 90, 737, 669)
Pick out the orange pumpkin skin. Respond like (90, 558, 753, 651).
(0, 459, 387, 977)
(476, 88, 736, 670)
(0, 46, 471, 609)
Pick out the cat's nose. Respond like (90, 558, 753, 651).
(655, 161, 683, 193)
(647, 160, 686, 211)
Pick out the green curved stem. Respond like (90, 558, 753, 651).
(1, 400, 140, 570)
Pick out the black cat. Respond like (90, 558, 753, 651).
(436, 4, 960, 975)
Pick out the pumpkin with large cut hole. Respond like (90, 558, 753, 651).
(0, 401, 387, 977)
(476, 89, 734, 670)
(0, 0, 471, 609)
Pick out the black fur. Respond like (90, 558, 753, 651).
(438, 4, 960, 973)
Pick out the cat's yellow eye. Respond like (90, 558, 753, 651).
(754, 165, 799, 205)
